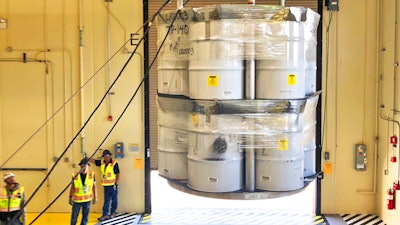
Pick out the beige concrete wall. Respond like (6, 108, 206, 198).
(0, 0, 144, 213)
(376, 1, 400, 224)
(321, 0, 400, 224)
(320, 0, 378, 215)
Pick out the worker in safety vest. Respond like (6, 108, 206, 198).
(92, 149, 120, 221)
(0, 172, 25, 225)
(69, 158, 97, 225)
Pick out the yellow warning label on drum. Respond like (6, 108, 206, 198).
(191, 113, 198, 124)
(208, 75, 218, 87)
(287, 74, 296, 85)
(278, 139, 288, 150)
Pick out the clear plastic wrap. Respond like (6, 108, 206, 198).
(156, 5, 320, 61)
(156, 4, 320, 191)
(157, 125, 188, 152)
(157, 96, 317, 148)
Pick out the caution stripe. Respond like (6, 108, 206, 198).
(341, 214, 385, 225)
(313, 215, 327, 225)
(140, 214, 151, 224)
(139, 208, 323, 224)
(94, 213, 140, 225)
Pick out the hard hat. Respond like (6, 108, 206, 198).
(79, 158, 90, 166)
(102, 149, 112, 157)
(3, 172, 15, 181)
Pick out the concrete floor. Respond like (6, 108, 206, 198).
(324, 214, 348, 225)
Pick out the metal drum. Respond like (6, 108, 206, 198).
(158, 60, 189, 96)
(304, 16, 318, 96)
(304, 42, 317, 96)
(305, 66, 316, 96)
(187, 132, 244, 192)
(158, 126, 188, 151)
(158, 126, 189, 179)
(302, 115, 316, 178)
(189, 21, 244, 100)
(303, 124, 316, 177)
(254, 21, 307, 99)
(302, 95, 318, 177)
(255, 60, 306, 100)
(158, 148, 188, 180)
(157, 108, 190, 180)
(255, 132, 304, 191)
(157, 10, 192, 96)
(304, 145, 316, 177)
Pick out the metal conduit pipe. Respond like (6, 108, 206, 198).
(79, 0, 86, 157)
(107, 2, 113, 122)
(393, 0, 399, 112)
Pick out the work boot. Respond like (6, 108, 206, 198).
(98, 215, 109, 221)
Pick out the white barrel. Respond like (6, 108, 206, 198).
(255, 40, 306, 67)
(157, 10, 191, 96)
(302, 95, 317, 177)
(256, 60, 306, 99)
(187, 132, 244, 192)
(188, 156, 243, 192)
(158, 60, 189, 96)
(305, 40, 317, 95)
(303, 124, 316, 177)
(255, 132, 304, 191)
(158, 125, 188, 152)
(189, 41, 244, 100)
(188, 133, 243, 160)
(256, 157, 304, 191)
(304, 145, 316, 177)
(303, 124, 316, 150)
(189, 20, 244, 100)
(305, 66, 316, 96)
(158, 148, 188, 180)
(157, 126, 189, 180)
(255, 35, 307, 100)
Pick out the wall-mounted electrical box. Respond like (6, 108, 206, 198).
(114, 142, 125, 158)
(325, 0, 339, 11)
(355, 144, 367, 171)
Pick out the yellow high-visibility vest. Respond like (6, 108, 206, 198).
(0, 186, 24, 212)
(100, 160, 117, 186)
(71, 171, 94, 203)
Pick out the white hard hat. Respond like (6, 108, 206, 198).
(3, 172, 15, 181)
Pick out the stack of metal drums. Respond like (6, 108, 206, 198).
(157, 4, 320, 193)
